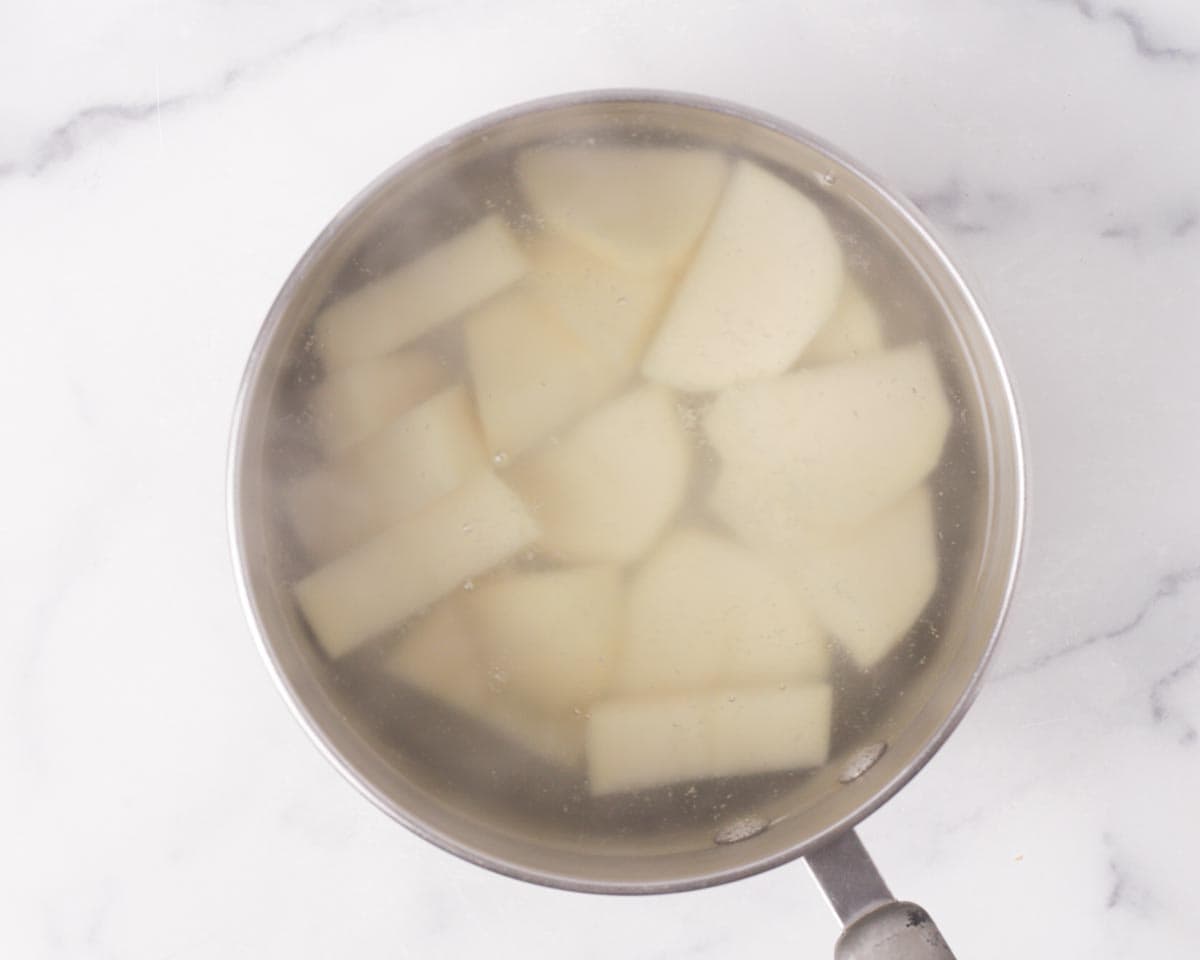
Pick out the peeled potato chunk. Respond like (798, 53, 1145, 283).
(642, 160, 843, 391)
(708, 464, 815, 550)
(801, 281, 886, 366)
(586, 695, 710, 794)
(781, 486, 939, 669)
(295, 473, 538, 657)
(705, 344, 951, 529)
(525, 237, 673, 375)
(618, 528, 828, 696)
(312, 348, 448, 455)
(386, 603, 488, 714)
(352, 385, 488, 522)
(707, 685, 833, 779)
(316, 216, 527, 369)
(587, 684, 832, 794)
(516, 147, 728, 274)
(510, 385, 690, 563)
(465, 287, 623, 457)
(464, 566, 624, 713)
(385, 604, 585, 766)
(285, 385, 488, 562)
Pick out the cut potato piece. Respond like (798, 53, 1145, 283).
(285, 385, 488, 563)
(465, 287, 623, 457)
(465, 566, 624, 713)
(295, 473, 538, 657)
(352, 385, 488, 522)
(801, 282, 886, 366)
(619, 528, 828, 696)
(516, 147, 728, 274)
(782, 487, 939, 669)
(384, 604, 585, 767)
(587, 695, 711, 794)
(705, 344, 951, 528)
(708, 685, 833, 778)
(525, 237, 673, 374)
(642, 160, 843, 391)
(386, 603, 487, 714)
(587, 683, 832, 794)
(312, 348, 448, 455)
(708, 464, 814, 550)
(316, 216, 527, 369)
(509, 385, 690, 563)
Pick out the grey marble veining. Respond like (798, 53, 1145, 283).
(1056, 0, 1200, 64)
(0, 0, 405, 179)
(999, 563, 1200, 679)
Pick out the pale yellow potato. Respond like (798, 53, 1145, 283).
(781, 486, 939, 669)
(586, 683, 832, 794)
(801, 281, 886, 366)
(294, 473, 539, 657)
(316, 216, 527, 369)
(708, 464, 814, 550)
(285, 385, 488, 563)
(708, 684, 833, 778)
(465, 287, 623, 457)
(385, 603, 487, 714)
(352, 385, 488, 522)
(525, 236, 674, 374)
(586, 695, 710, 794)
(516, 147, 728, 274)
(312, 348, 448, 455)
(384, 604, 585, 767)
(642, 160, 843, 391)
(704, 344, 951, 529)
(510, 385, 690, 563)
(464, 566, 624, 713)
(618, 528, 828, 696)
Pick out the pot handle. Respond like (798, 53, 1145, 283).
(806, 829, 956, 960)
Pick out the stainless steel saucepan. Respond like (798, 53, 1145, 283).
(229, 91, 1024, 959)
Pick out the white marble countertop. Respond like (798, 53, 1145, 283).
(4, 1, 1199, 956)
